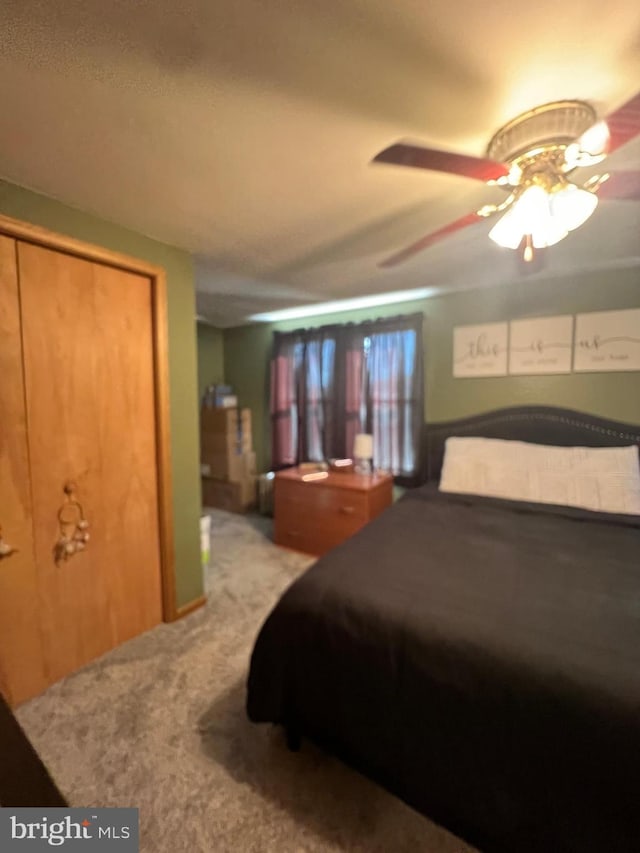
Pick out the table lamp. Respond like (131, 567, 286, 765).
(353, 433, 374, 475)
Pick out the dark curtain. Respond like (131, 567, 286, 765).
(300, 328, 340, 462)
(342, 314, 423, 483)
(270, 331, 303, 467)
(271, 326, 342, 467)
(343, 324, 367, 465)
(270, 314, 424, 481)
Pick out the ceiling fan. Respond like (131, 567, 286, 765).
(373, 92, 640, 267)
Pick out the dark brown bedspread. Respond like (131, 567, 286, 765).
(247, 486, 640, 853)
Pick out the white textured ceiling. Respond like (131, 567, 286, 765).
(1, 0, 639, 326)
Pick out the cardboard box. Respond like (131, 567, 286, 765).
(201, 407, 251, 437)
(238, 474, 257, 506)
(201, 475, 257, 513)
(200, 450, 256, 482)
(201, 430, 252, 456)
(243, 451, 257, 477)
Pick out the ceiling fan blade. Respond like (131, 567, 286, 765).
(597, 170, 640, 201)
(379, 212, 482, 268)
(604, 90, 640, 154)
(373, 143, 509, 182)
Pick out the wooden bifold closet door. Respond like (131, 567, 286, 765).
(0, 237, 163, 705)
(0, 235, 46, 703)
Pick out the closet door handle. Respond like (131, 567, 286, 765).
(338, 505, 355, 515)
(0, 526, 18, 560)
(55, 482, 91, 563)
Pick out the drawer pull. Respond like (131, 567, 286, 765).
(339, 506, 355, 515)
(286, 530, 301, 537)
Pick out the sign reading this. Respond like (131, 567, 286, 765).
(453, 322, 508, 377)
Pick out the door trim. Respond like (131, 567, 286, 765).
(0, 213, 179, 622)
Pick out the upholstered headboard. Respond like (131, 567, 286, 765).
(425, 406, 640, 482)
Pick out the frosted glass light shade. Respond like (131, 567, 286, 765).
(550, 185, 598, 231)
(488, 205, 528, 249)
(489, 185, 569, 250)
(353, 433, 373, 460)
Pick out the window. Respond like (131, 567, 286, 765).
(270, 314, 424, 482)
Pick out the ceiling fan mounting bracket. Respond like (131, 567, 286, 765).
(486, 100, 597, 165)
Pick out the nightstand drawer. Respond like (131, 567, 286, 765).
(274, 513, 367, 556)
(276, 480, 368, 521)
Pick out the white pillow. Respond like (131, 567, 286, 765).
(439, 437, 640, 515)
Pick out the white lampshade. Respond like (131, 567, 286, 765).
(550, 184, 598, 232)
(353, 433, 373, 460)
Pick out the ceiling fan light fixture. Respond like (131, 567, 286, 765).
(488, 185, 568, 251)
(486, 101, 608, 256)
(374, 90, 640, 268)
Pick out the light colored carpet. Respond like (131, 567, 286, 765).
(17, 510, 476, 853)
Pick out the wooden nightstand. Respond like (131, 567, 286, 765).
(273, 468, 393, 556)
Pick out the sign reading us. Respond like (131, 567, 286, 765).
(508, 315, 574, 375)
(453, 323, 508, 377)
(573, 308, 640, 372)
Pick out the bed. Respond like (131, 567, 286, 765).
(247, 406, 640, 853)
(0, 691, 67, 806)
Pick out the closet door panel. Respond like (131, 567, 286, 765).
(18, 243, 113, 681)
(0, 235, 47, 705)
(17, 243, 162, 684)
(91, 261, 163, 644)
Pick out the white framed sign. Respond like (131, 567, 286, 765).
(453, 322, 508, 377)
(508, 315, 574, 375)
(574, 308, 640, 372)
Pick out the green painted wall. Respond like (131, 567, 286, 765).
(224, 267, 640, 473)
(196, 322, 225, 401)
(0, 181, 202, 608)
